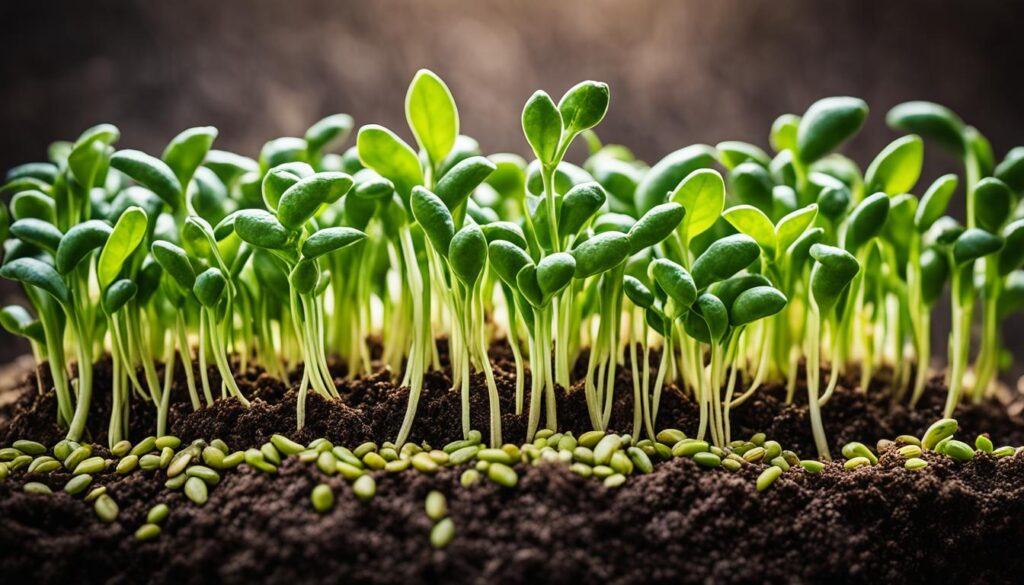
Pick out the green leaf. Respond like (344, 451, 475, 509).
(914, 174, 957, 232)
(953, 228, 1003, 265)
(10, 190, 56, 224)
(623, 275, 654, 309)
(288, 259, 320, 295)
(162, 126, 218, 188)
(434, 156, 496, 218)
(649, 258, 697, 307)
(571, 231, 631, 278)
(691, 293, 729, 344)
(276, 172, 354, 229)
(844, 192, 890, 253)
(305, 114, 354, 160)
(10, 218, 63, 252)
(204, 150, 259, 185)
(864, 135, 923, 195)
(796, 97, 869, 163)
(301, 227, 366, 259)
(448, 224, 487, 286)
(55, 220, 113, 274)
(68, 124, 120, 190)
(770, 114, 800, 153)
(259, 137, 307, 172)
(716, 141, 771, 170)
(193, 267, 227, 308)
(886, 101, 965, 156)
(729, 286, 787, 326)
(974, 178, 1012, 233)
(151, 241, 196, 291)
(357, 125, 424, 202)
(557, 81, 610, 137)
(0, 257, 70, 306)
(233, 209, 294, 250)
(110, 149, 183, 210)
(352, 175, 395, 201)
(411, 186, 456, 258)
(728, 162, 774, 212)
(627, 202, 685, 254)
(102, 279, 137, 315)
(774, 204, 818, 261)
(671, 168, 725, 246)
(97, 206, 147, 289)
(995, 147, 1024, 193)
(998, 219, 1024, 276)
(709, 274, 772, 311)
(691, 234, 761, 290)
(558, 182, 607, 239)
(6, 162, 57, 184)
(0, 305, 42, 343)
(481, 221, 527, 249)
(489, 240, 532, 288)
(809, 244, 859, 314)
(636, 145, 717, 215)
(522, 91, 563, 165)
(262, 165, 304, 211)
(537, 252, 576, 296)
(920, 247, 948, 305)
(723, 205, 776, 258)
(406, 70, 459, 167)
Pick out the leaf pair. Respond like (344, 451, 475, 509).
(723, 203, 818, 263)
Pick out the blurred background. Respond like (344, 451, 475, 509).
(0, 0, 1022, 373)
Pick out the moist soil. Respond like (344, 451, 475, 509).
(2, 343, 1024, 584)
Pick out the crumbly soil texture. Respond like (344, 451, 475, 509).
(2, 344, 1024, 585)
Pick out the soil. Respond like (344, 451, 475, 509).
(2, 343, 1024, 585)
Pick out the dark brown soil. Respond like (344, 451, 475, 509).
(2, 344, 1024, 584)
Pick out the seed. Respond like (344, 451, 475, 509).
(876, 439, 894, 453)
(627, 447, 653, 474)
(604, 473, 626, 488)
(222, 451, 245, 468)
(431, 517, 455, 549)
(147, 503, 170, 524)
(332, 447, 364, 469)
(317, 451, 337, 475)
(131, 436, 157, 457)
(166, 452, 192, 478)
(944, 440, 975, 462)
(84, 486, 106, 502)
(975, 435, 994, 453)
(353, 442, 377, 458)
(993, 446, 1016, 458)
(800, 460, 824, 474)
(64, 474, 93, 495)
(0, 447, 21, 461)
(186, 465, 220, 485)
(570, 462, 593, 477)
(159, 447, 174, 468)
(28, 456, 57, 473)
(722, 458, 742, 472)
(656, 429, 686, 445)
(270, 434, 305, 455)
(401, 443, 421, 458)
(672, 439, 709, 458)
(443, 439, 475, 453)
(95, 494, 119, 522)
(155, 436, 181, 450)
(934, 436, 952, 454)
(379, 447, 399, 462)
(406, 452, 436, 473)
(578, 430, 605, 448)
(922, 418, 958, 451)
(782, 450, 800, 466)
(0, 462, 7, 480)
(750, 433, 767, 446)
(308, 438, 333, 451)
(573, 446, 595, 465)
(535, 429, 554, 440)
(710, 446, 725, 458)
(311, 483, 334, 512)
(350, 474, 374, 501)
(9, 455, 31, 471)
(135, 523, 161, 541)
(298, 450, 319, 463)
(487, 462, 518, 487)
(245, 449, 277, 474)
(475, 460, 490, 472)
(895, 434, 922, 446)
(13, 440, 46, 456)
(202, 446, 225, 468)
(756, 465, 783, 491)
(361, 452, 387, 470)
(74, 456, 106, 475)
(139, 454, 162, 471)
(428, 450, 449, 465)
(165, 474, 187, 490)
(694, 452, 721, 469)
(841, 441, 877, 464)
(476, 448, 513, 465)
(654, 443, 673, 460)
(844, 456, 871, 470)
(425, 490, 447, 520)
(770, 456, 790, 471)
(460, 469, 480, 486)
(609, 451, 634, 474)
(184, 476, 209, 505)
(23, 481, 52, 494)
(743, 447, 766, 462)
(261, 443, 282, 466)
(447, 446, 477, 466)
(557, 435, 578, 451)
(763, 441, 782, 461)
(905, 457, 928, 470)
(110, 440, 132, 457)
(593, 435, 622, 465)
(64, 445, 93, 470)
(385, 459, 410, 473)
(501, 444, 521, 461)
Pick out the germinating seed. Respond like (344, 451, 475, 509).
(672, 439, 709, 458)
(841, 442, 877, 464)
(694, 452, 721, 469)
(573, 446, 595, 465)
(610, 451, 634, 475)
(139, 454, 162, 471)
(578, 431, 605, 449)
(270, 434, 305, 456)
(131, 437, 157, 457)
(502, 444, 521, 461)
(308, 438, 332, 451)
(975, 435, 994, 453)
(23, 481, 52, 494)
(184, 476, 209, 506)
(353, 474, 376, 501)
(751, 433, 767, 446)
(460, 469, 480, 487)
(386, 459, 410, 473)
(443, 439, 475, 454)
(782, 450, 800, 467)
(210, 439, 229, 453)
(449, 446, 479, 466)
(155, 436, 181, 450)
(922, 418, 958, 451)
(202, 447, 225, 468)
(354, 442, 377, 458)
(431, 517, 455, 549)
(592, 464, 614, 478)
(412, 453, 439, 473)
(657, 429, 686, 445)
(477, 448, 513, 465)
(95, 494, 119, 523)
(165, 474, 187, 490)
(135, 523, 161, 541)
(147, 503, 170, 524)
(0, 447, 21, 461)
(261, 443, 282, 466)
(0, 462, 7, 480)
(558, 435, 578, 451)
(934, 436, 953, 454)
(111, 440, 132, 457)
(159, 447, 174, 468)
(332, 447, 363, 469)
(428, 450, 449, 465)
(13, 440, 46, 456)
(9, 455, 31, 471)
(844, 457, 871, 470)
(770, 456, 790, 472)
(222, 451, 245, 468)
(570, 462, 593, 477)
(993, 446, 1016, 458)
(895, 435, 922, 446)
(763, 441, 782, 461)
(379, 447, 399, 462)
(535, 429, 554, 440)
(166, 452, 192, 478)
(898, 445, 923, 458)
(64, 445, 92, 471)
(654, 443, 672, 461)
(311, 484, 334, 513)
(84, 486, 106, 502)
(800, 460, 825, 474)
(627, 447, 653, 474)
(74, 456, 106, 475)
(186, 465, 220, 485)
(604, 473, 626, 488)
(28, 456, 57, 473)
(905, 457, 928, 470)
(317, 451, 337, 475)
(722, 458, 742, 472)
(64, 474, 93, 495)
(944, 440, 975, 462)
(363, 452, 387, 470)
(426, 491, 447, 520)
(743, 447, 766, 462)
(709, 446, 725, 458)
(488, 462, 518, 487)
(757, 466, 783, 492)
(593, 435, 622, 465)
(876, 439, 894, 453)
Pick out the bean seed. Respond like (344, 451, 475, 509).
(165, 474, 187, 490)
(135, 523, 161, 541)
(426, 490, 447, 520)
(934, 436, 952, 454)
(261, 443, 281, 466)
(557, 435, 578, 451)
(0, 462, 7, 480)
(627, 447, 653, 474)
(202, 446, 225, 468)
(298, 450, 319, 464)
(222, 451, 245, 468)
(944, 440, 975, 461)
(743, 447, 766, 462)
(428, 450, 449, 465)
(0, 447, 21, 461)
(84, 486, 106, 502)
(570, 462, 593, 477)
(656, 429, 686, 445)
(401, 443, 421, 457)
(654, 443, 672, 460)
(166, 452, 192, 478)
(502, 444, 521, 461)
(756, 466, 782, 491)
(379, 447, 399, 461)
(460, 469, 480, 486)
(308, 438, 333, 451)
(9, 455, 31, 471)
(210, 439, 230, 453)
(333, 447, 364, 469)
(782, 450, 800, 466)
(476, 448, 513, 465)
(95, 494, 119, 522)
(352, 474, 376, 501)
(139, 454, 162, 471)
(770, 456, 790, 471)
(722, 458, 742, 472)
(488, 462, 518, 487)
(64, 445, 92, 470)
(610, 451, 634, 474)
(672, 439, 709, 458)
(336, 461, 364, 481)
(431, 518, 455, 549)
(975, 435, 994, 453)
(110, 440, 132, 457)
(800, 460, 824, 474)
(155, 436, 181, 450)
(750, 433, 766, 446)
(578, 431, 605, 448)
(841, 441, 877, 464)
(131, 436, 157, 457)
(898, 445, 923, 458)
(270, 434, 305, 455)
(317, 451, 337, 475)
(876, 439, 894, 453)
(993, 446, 1016, 458)
(184, 476, 208, 505)
(311, 483, 334, 512)
(13, 440, 46, 456)
(362, 452, 387, 470)
(573, 446, 595, 465)
(147, 503, 170, 524)
(895, 434, 921, 446)
(694, 452, 721, 468)
(763, 441, 782, 461)
(406, 452, 434, 473)
(245, 448, 277, 474)
(28, 455, 57, 473)
(446, 446, 476, 466)
(385, 459, 410, 473)
(443, 439, 476, 453)
(475, 460, 490, 472)
(186, 465, 220, 485)
(593, 435, 622, 465)
(159, 447, 174, 468)
(922, 418, 958, 451)
(604, 473, 626, 488)
(353, 442, 377, 458)
(23, 481, 52, 494)
(905, 457, 928, 470)
(844, 456, 871, 470)
(74, 456, 106, 475)
(710, 446, 725, 458)
(592, 464, 614, 478)
(535, 429, 554, 440)
(64, 474, 93, 495)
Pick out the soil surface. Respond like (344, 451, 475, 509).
(2, 344, 1024, 585)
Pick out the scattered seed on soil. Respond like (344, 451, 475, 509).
(757, 466, 783, 492)
(426, 491, 447, 520)
(430, 518, 455, 549)
(311, 484, 334, 513)
(353, 475, 376, 501)
(184, 476, 209, 506)
(147, 503, 170, 524)
(64, 474, 93, 495)
(95, 494, 119, 523)
(23, 481, 51, 495)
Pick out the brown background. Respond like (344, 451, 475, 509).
(1, 0, 1023, 373)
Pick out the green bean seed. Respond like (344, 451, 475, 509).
(64, 445, 92, 470)
(184, 476, 208, 505)
(147, 503, 170, 524)
(743, 447, 766, 462)
(426, 490, 447, 520)
(694, 452, 721, 468)
(627, 447, 653, 474)
(0, 447, 21, 461)
(135, 523, 161, 541)
(487, 462, 518, 487)
(111, 440, 132, 457)
(898, 444, 923, 458)
(95, 494, 119, 522)
(166, 452, 192, 477)
(9, 455, 31, 471)
(353, 474, 376, 501)
(412, 452, 439, 473)
(84, 486, 106, 502)
(74, 456, 106, 475)
(756, 466, 783, 491)
(186, 465, 220, 485)
(905, 457, 928, 470)
(763, 441, 782, 461)
(722, 458, 742, 472)
(841, 441, 877, 465)
(476, 448, 513, 464)
(155, 436, 181, 450)
(770, 456, 790, 471)
(975, 435, 994, 453)
(23, 481, 52, 494)
(13, 440, 46, 456)
(431, 517, 455, 549)
(222, 451, 245, 468)
(159, 447, 174, 468)
(800, 460, 824, 474)
(844, 456, 871, 470)
(353, 442, 377, 458)
(570, 462, 593, 477)
(578, 430, 605, 448)
(64, 474, 93, 495)
(609, 451, 634, 474)
(139, 454, 162, 471)
(922, 418, 958, 451)
(131, 436, 157, 457)
(460, 469, 480, 486)
(895, 435, 921, 446)
(672, 439, 709, 458)
(656, 429, 686, 445)
(210, 439, 230, 453)
(311, 483, 334, 512)
(750, 433, 766, 446)
(270, 434, 305, 455)
(604, 473, 626, 488)
(202, 446, 225, 468)
(593, 435, 622, 465)
(363, 452, 387, 470)
(944, 440, 975, 461)
(386, 459, 410, 473)
(261, 443, 281, 466)
(993, 446, 1016, 458)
